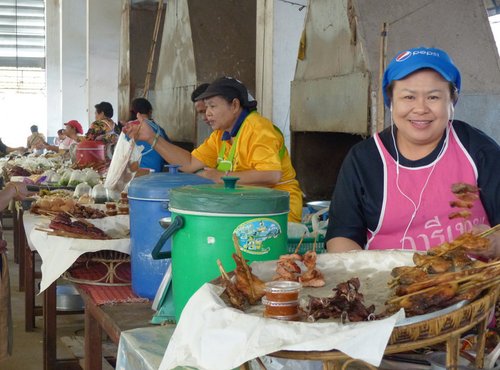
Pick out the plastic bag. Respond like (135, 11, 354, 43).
(68, 170, 85, 187)
(104, 132, 143, 192)
(83, 168, 101, 187)
(58, 169, 73, 186)
(73, 182, 91, 198)
(288, 222, 311, 238)
(42, 169, 56, 183)
(91, 183, 108, 203)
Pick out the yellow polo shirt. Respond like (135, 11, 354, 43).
(192, 112, 303, 222)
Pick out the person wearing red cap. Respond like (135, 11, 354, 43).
(124, 77, 303, 223)
(63, 120, 84, 143)
(326, 47, 499, 256)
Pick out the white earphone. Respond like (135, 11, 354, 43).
(389, 103, 451, 250)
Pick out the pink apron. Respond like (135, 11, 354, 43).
(367, 125, 489, 251)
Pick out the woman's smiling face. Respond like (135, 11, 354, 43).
(391, 69, 453, 159)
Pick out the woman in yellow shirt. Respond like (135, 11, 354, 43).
(124, 77, 303, 222)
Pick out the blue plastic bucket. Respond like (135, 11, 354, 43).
(127, 166, 213, 299)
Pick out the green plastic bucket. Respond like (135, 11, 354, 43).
(152, 177, 289, 321)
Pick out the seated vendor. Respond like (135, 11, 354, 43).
(43, 129, 73, 152)
(127, 98, 169, 173)
(325, 47, 499, 255)
(124, 77, 303, 223)
(63, 120, 84, 143)
(26, 125, 45, 155)
(86, 102, 118, 145)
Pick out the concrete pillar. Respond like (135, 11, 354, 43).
(60, 0, 87, 129)
(45, 0, 62, 141)
(87, 0, 121, 124)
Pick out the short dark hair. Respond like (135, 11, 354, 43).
(95, 101, 114, 118)
(30, 125, 38, 133)
(57, 129, 64, 135)
(130, 98, 153, 120)
(191, 83, 209, 102)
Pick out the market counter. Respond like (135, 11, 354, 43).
(116, 326, 175, 370)
(75, 285, 153, 370)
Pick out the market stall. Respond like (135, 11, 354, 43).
(156, 250, 498, 370)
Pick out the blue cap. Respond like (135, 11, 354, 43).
(382, 47, 461, 107)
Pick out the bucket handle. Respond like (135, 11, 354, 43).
(151, 216, 184, 260)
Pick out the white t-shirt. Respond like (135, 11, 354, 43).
(58, 137, 76, 150)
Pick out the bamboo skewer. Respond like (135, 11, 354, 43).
(458, 277, 500, 294)
(387, 265, 500, 305)
(293, 231, 307, 254)
(479, 223, 500, 238)
(217, 259, 230, 281)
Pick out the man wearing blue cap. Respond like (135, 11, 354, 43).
(326, 47, 499, 255)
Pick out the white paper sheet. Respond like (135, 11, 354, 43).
(24, 212, 131, 292)
(159, 251, 414, 370)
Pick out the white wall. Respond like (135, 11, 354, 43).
(87, 0, 121, 124)
(44, 0, 122, 137)
(60, 0, 87, 128)
(46, 0, 61, 140)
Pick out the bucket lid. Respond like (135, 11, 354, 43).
(169, 177, 289, 214)
(128, 166, 213, 200)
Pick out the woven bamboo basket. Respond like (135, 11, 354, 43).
(388, 286, 499, 345)
(271, 286, 499, 369)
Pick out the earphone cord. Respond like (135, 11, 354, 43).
(390, 112, 453, 249)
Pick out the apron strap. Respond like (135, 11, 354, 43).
(217, 121, 245, 171)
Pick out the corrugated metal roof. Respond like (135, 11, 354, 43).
(0, 0, 45, 68)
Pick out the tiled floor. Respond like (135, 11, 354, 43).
(1, 216, 84, 370)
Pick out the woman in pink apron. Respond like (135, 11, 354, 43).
(326, 47, 499, 255)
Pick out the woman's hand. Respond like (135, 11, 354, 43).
(196, 167, 224, 183)
(5, 182, 32, 201)
(472, 224, 499, 259)
(122, 114, 155, 143)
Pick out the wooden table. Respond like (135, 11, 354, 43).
(75, 286, 153, 370)
(19, 209, 137, 370)
(43, 282, 81, 370)
(20, 207, 44, 332)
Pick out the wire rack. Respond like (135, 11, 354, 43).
(63, 250, 131, 286)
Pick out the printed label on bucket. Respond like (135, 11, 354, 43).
(233, 218, 281, 255)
